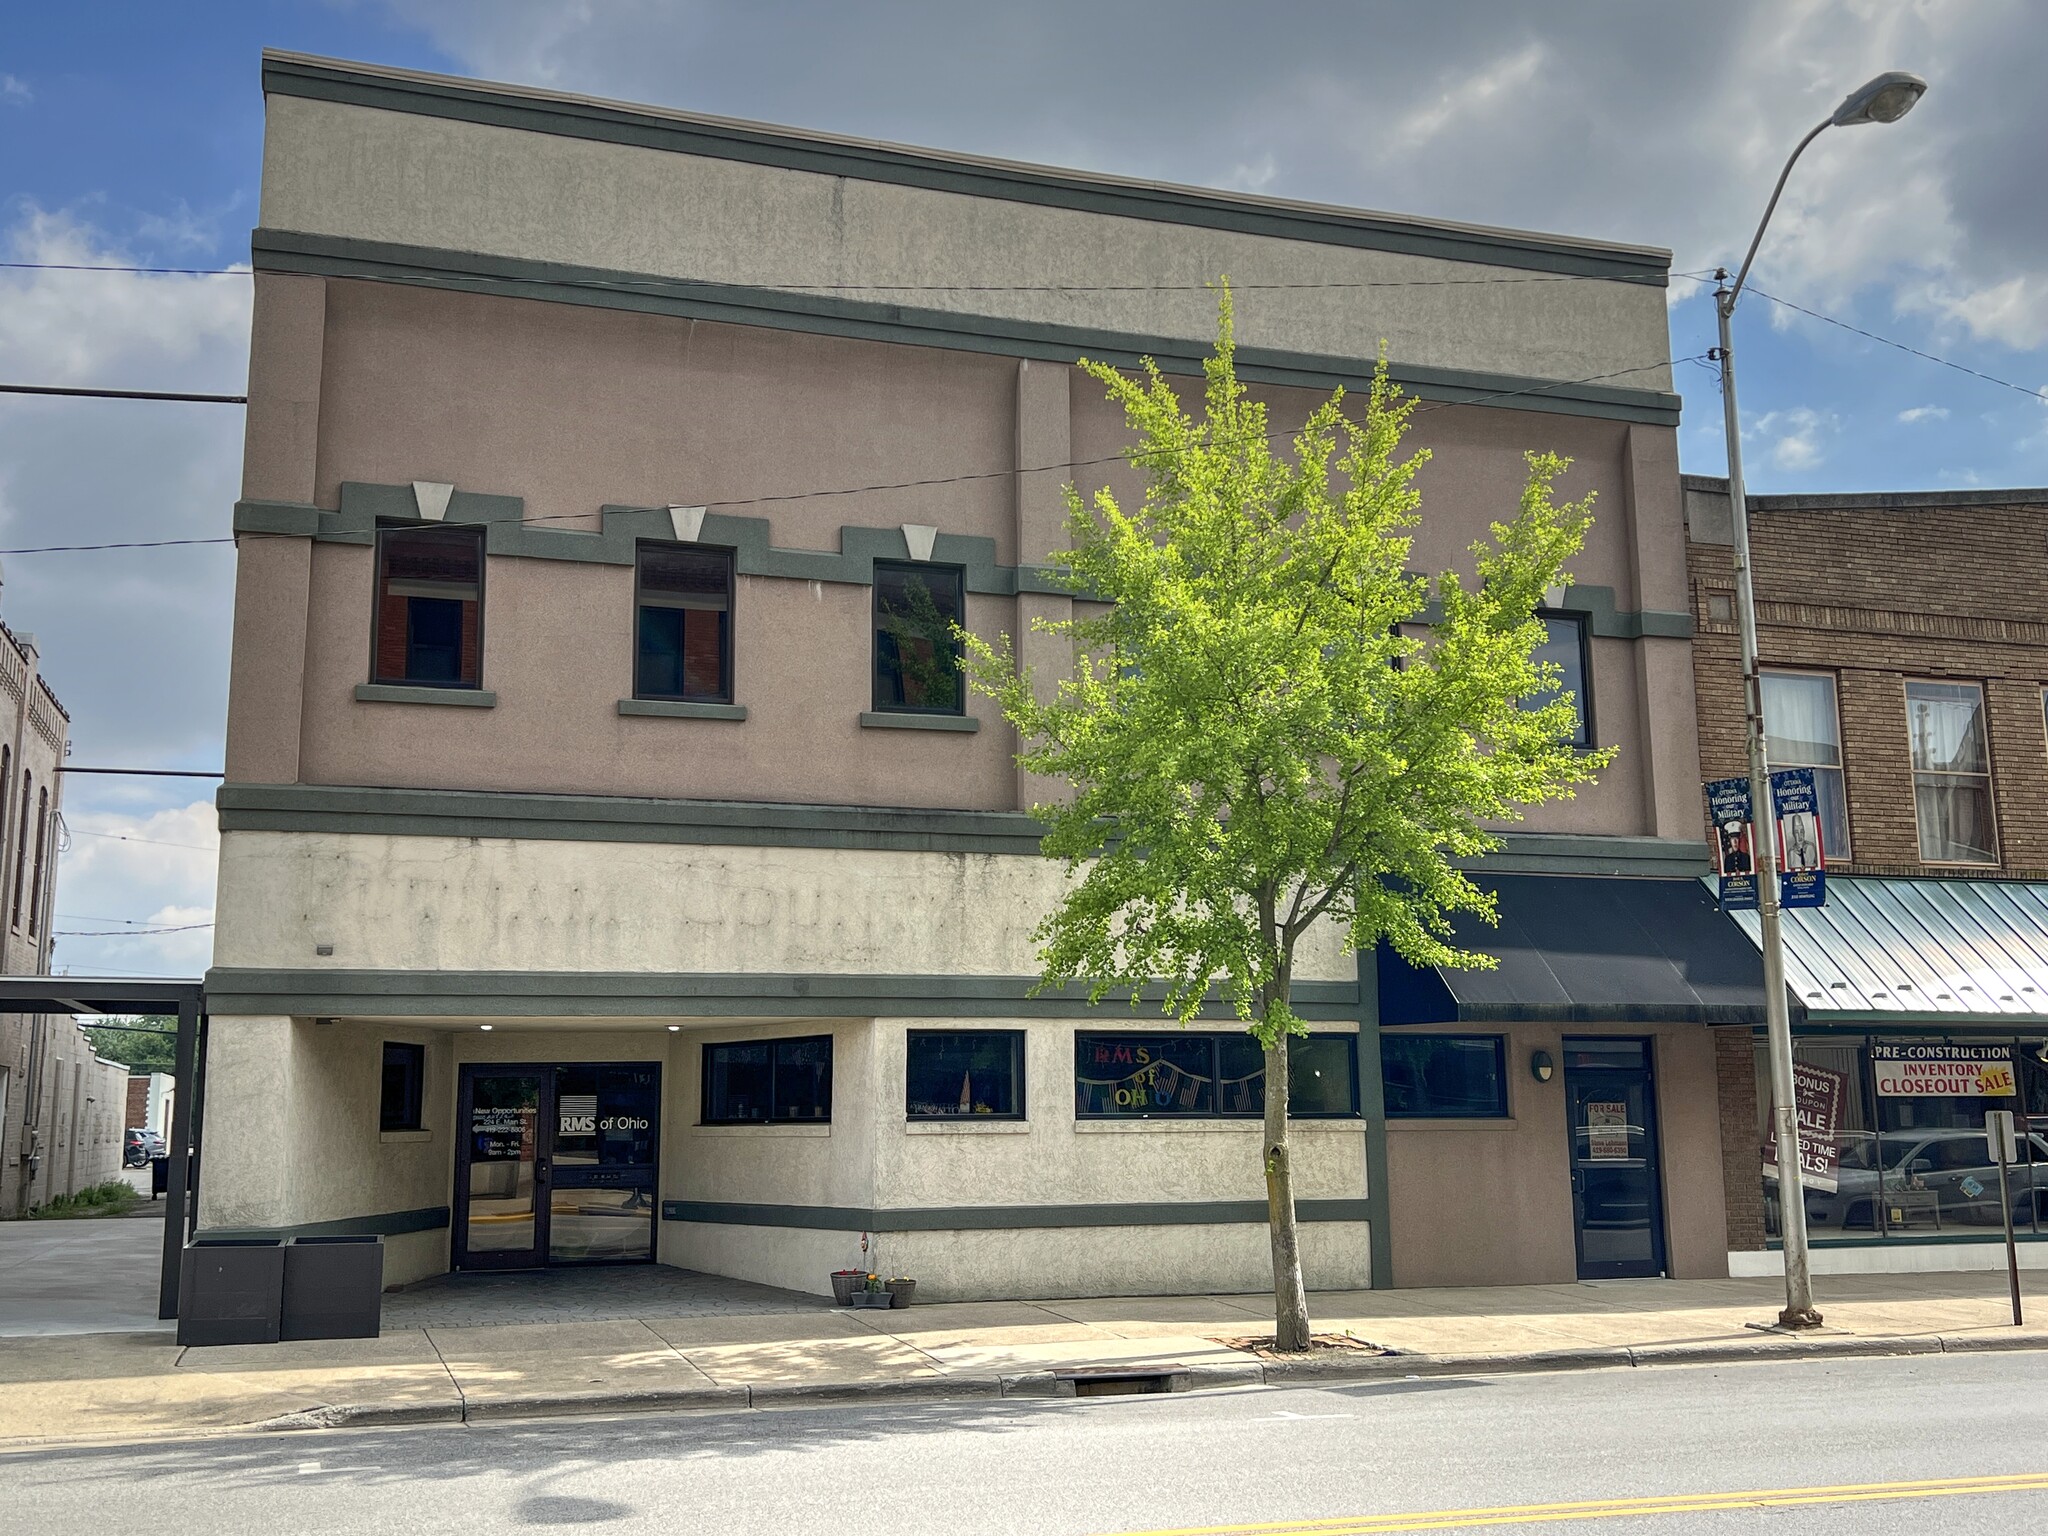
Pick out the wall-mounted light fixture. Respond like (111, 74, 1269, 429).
(479, 1024, 494, 1032)
(1530, 1050, 1555, 1084)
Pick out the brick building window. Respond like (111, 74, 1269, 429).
(1763, 670, 1851, 860)
(1906, 680, 1997, 864)
(634, 543, 734, 703)
(9, 769, 28, 931)
(873, 562, 965, 714)
(1530, 612, 1592, 746)
(372, 524, 484, 688)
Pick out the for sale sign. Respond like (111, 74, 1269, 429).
(1871, 1044, 2017, 1098)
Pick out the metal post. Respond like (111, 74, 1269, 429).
(1992, 1114, 2023, 1326)
(1716, 271, 1822, 1328)
(157, 994, 199, 1320)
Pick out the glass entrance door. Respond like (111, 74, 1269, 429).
(456, 1066, 549, 1270)
(1564, 1038, 1669, 1280)
(549, 1063, 660, 1263)
(454, 1061, 661, 1271)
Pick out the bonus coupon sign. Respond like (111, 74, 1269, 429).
(1870, 1044, 2017, 1098)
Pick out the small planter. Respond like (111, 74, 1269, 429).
(852, 1289, 895, 1309)
(830, 1270, 864, 1306)
(886, 1278, 917, 1309)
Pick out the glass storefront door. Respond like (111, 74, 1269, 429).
(1564, 1038, 1669, 1280)
(454, 1061, 661, 1270)
(456, 1067, 548, 1270)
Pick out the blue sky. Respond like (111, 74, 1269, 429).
(3, 1, 2045, 978)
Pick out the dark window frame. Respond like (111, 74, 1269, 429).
(633, 540, 737, 704)
(701, 1034, 835, 1125)
(872, 560, 967, 716)
(379, 1041, 426, 1132)
(371, 521, 488, 689)
(1072, 1031, 1362, 1121)
(1534, 609, 1593, 748)
(1380, 1032, 1512, 1119)
(906, 1029, 1027, 1121)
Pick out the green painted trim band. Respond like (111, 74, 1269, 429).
(197, 1206, 450, 1240)
(260, 55, 1670, 282)
(618, 699, 748, 721)
(215, 781, 1713, 873)
(249, 230, 1681, 427)
(858, 711, 981, 733)
(658, 1198, 1373, 1231)
(354, 683, 497, 708)
(198, 967, 1364, 1021)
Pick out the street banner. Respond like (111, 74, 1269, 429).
(1705, 776, 1758, 911)
(1871, 1044, 2017, 1098)
(1762, 1060, 1847, 1191)
(1771, 767, 1827, 908)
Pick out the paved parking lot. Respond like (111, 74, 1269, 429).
(0, 1215, 170, 1337)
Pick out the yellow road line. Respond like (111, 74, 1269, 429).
(1108, 1471, 2048, 1536)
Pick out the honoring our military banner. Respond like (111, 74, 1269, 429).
(1770, 767, 1827, 908)
(1705, 776, 1758, 911)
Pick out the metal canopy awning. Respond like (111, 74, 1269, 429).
(1724, 876, 2048, 1025)
(1, 976, 208, 1320)
(1377, 874, 1766, 1026)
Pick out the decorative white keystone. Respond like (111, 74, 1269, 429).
(1543, 583, 1569, 610)
(412, 481, 455, 522)
(668, 504, 708, 543)
(902, 524, 939, 562)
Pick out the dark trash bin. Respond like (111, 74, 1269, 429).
(281, 1234, 384, 1341)
(149, 1156, 168, 1198)
(177, 1237, 286, 1347)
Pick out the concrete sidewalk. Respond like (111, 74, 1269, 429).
(1, 1271, 2040, 1448)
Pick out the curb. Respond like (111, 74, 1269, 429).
(206, 1328, 2048, 1439)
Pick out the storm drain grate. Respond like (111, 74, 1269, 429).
(1059, 1369, 1174, 1397)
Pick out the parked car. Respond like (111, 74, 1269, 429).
(1774, 1128, 2048, 1232)
(122, 1128, 164, 1168)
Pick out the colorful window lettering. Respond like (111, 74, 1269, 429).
(1073, 1033, 1359, 1119)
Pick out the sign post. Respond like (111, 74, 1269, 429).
(1987, 1109, 2024, 1326)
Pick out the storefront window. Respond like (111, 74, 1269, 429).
(907, 1031, 1024, 1119)
(1755, 1035, 2047, 1243)
(703, 1036, 833, 1123)
(1381, 1034, 1510, 1118)
(1073, 1032, 1360, 1119)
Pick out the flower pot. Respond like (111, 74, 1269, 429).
(886, 1279, 917, 1308)
(830, 1271, 863, 1306)
(854, 1290, 894, 1309)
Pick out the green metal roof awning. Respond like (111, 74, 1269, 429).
(1723, 876, 2048, 1024)
(1378, 874, 1766, 1025)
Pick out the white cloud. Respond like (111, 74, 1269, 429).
(0, 75, 29, 107)
(1752, 406, 1834, 472)
(53, 800, 218, 977)
(1897, 405, 1950, 423)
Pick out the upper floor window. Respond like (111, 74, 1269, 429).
(1529, 612, 1591, 746)
(1906, 679, 1996, 864)
(373, 524, 484, 688)
(10, 769, 28, 931)
(635, 543, 734, 703)
(27, 785, 47, 938)
(1763, 670, 1851, 860)
(873, 562, 965, 715)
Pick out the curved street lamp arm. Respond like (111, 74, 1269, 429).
(1724, 116, 1833, 313)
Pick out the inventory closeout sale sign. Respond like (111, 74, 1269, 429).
(1870, 1044, 2016, 1097)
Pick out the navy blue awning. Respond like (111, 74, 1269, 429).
(1377, 874, 1765, 1026)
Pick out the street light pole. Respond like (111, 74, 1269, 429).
(1712, 69, 1926, 1330)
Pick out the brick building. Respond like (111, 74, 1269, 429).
(1686, 476, 2048, 1275)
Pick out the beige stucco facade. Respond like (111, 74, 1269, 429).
(200, 53, 1738, 1301)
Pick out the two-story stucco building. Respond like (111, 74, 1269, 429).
(200, 53, 1760, 1300)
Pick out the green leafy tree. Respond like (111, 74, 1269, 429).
(960, 290, 1614, 1349)
(85, 1016, 178, 1074)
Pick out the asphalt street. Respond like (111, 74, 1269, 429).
(5, 1352, 2046, 1536)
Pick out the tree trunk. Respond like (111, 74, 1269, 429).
(1263, 1029, 1312, 1351)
